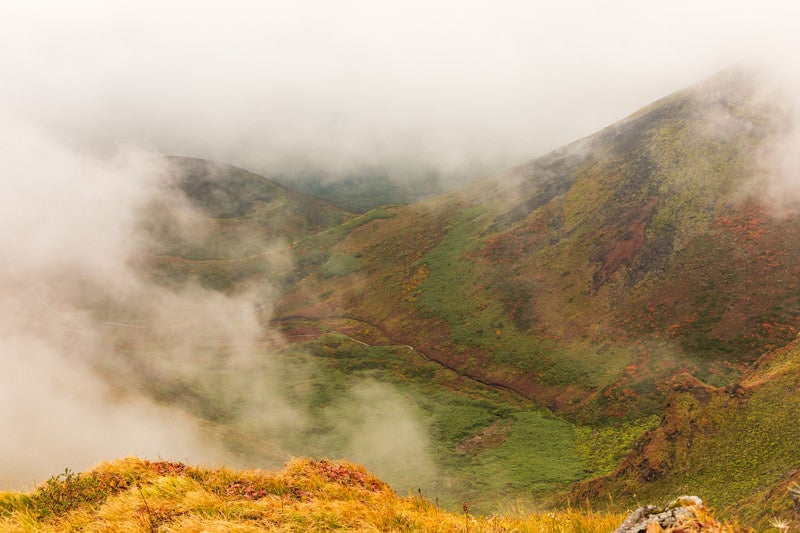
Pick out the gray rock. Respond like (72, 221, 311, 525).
(612, 496, 704, 533)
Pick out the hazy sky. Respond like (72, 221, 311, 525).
(2, 0, 799, 180)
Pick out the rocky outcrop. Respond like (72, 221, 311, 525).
(613, 496, 716, 532)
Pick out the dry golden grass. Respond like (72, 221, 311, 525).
(0, 457, 683, 532)
(0, 457, 734, 533)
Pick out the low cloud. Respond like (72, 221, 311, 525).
(0, 110, 437, 490)
(0, 333, 229, 489)
(3, 2, 800, 185)
(326, 380, 438, 493)
(750, 68, 800, 215)
(0, 117, 236, 487)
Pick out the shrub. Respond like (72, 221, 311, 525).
(320, 253, 361, 278)
(26, 468, 111, 518)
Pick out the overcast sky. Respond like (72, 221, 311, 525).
(1, 0, 799, 180)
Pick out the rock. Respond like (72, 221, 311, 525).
(614, 506, 658, 533)
(612, 496, 705, 533)
(790, 484, 800, 516)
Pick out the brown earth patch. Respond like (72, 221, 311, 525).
(455, 419, 513, 455)
(592, 198, 658, 290)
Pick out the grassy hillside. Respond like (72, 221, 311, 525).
(140, 157, 353, 290)
(278, 169, 446, 213)
(5, 457, 742, 532)
(276, 68, 798, 419)
(573, 336, 800, 530)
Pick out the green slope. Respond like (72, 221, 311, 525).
(278, 68, 798, 419)
(573, 337, 800, 529)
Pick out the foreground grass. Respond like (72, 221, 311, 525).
(0, 457, 629, 532)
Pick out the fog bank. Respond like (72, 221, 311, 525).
(2, 1, 800, 183)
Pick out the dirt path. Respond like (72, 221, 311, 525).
(274, 315, 530, 401)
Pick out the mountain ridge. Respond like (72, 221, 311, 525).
(122, 67, 800, 523)
(275, 66, 793, 417)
